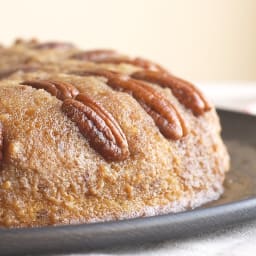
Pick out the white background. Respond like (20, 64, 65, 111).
(0, 0, 255, 81)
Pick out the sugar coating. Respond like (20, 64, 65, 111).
(0, 40, 229, 228)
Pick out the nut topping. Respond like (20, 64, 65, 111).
(48, 80, 79, 100)
(21, 80, 79, 100)
(71, 50, 165, 71)
(21, 79, 128, 161)
(92, 57, 166, 72)
(74, 70, 187, 140)
(132, 70, 211, 116)
(71, 50, 119, 61)
(62, 94, 129, 161)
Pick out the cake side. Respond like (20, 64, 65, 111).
(0, 40, 229, 227)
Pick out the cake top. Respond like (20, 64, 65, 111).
(0, 39, 211, 161)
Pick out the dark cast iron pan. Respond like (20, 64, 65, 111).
(0, 109, 256, 255)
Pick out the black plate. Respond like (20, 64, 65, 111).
(1, 109, 256, 256)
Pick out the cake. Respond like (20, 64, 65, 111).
(0, 39, 229, 228)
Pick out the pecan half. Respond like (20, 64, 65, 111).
(131, 70, 211, 116)
(74, 70, 187, 140)
(0, 122, 3, 161)
(71, 50, 119, 61)
(21, 80, 79, 100)
(62, 93, 129, 161)
(130, 57, 166, 72)
(71, 50, 165, 71)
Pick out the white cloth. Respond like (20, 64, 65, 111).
(66, 82, 256, 256)
(82, 219, 256, 256)
(198, 82, 256, 115)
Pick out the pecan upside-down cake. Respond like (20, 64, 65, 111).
(0, 39, 229, 228)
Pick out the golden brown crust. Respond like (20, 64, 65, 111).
(0, 39, 229, 228)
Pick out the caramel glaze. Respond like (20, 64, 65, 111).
(71, 50, 166, 72)
(132, 70, 211, 116)
(72, 70, 188, 140)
